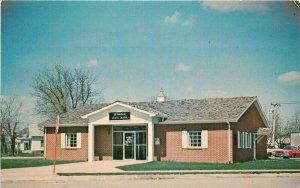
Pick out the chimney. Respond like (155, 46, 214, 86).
(156, 88, 166, 102)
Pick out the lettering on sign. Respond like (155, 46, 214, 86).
(109, 112, 130, 120)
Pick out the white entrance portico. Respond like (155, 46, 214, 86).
(81, 102, 160, 162)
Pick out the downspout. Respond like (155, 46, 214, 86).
(44, 127, 46, 159)
(227, 121, 232, 163)
(253, 134, 257, 160)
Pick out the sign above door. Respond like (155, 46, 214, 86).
(109, 112, 130, 120)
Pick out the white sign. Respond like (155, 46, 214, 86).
(155, 138, 160, 145)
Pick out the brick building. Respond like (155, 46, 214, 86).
(41, 94, 269, 163)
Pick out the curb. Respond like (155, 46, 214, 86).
(57, 170, 300, 176)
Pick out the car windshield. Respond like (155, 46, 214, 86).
(284, 146, 297, 150)
(268, 146, 275, 149)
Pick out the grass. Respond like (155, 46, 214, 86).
(1, 159, 83, 169)
(118, 159, 300, 171)
(1, 153, 43, 157)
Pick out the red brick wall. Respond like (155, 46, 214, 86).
(45, 126, 88, 160)
(95, 126, 112, 160)
(232, 104, 267, 162)
(155, 123, 232, 163)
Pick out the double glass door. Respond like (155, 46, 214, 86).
(113, 126, 147, 160)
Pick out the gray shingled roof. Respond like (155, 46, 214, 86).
(40, 96, 256, 126)
(28, 124, 44, 137)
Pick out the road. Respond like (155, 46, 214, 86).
(2, 174, 300, 188)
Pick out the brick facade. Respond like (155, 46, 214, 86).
(45, 126, 88, 160)
(154, 104, 267, 163)
(45, 103, 267, 163)
(95, 126, 112, 160)
(232, 104, 267, 162)
(154, 123, 232, 163)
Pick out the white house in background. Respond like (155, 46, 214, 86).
(16, 124, 44, 154)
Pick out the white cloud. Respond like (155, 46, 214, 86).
(86, 59, 99, 68)
(201, 1, 269, 12)
(176, 63, 191, 72)
(164, 11, 181, 24)
(278, 71, 300, 84)
(201, 90, 230, 98)
(183, 16, 194, 26)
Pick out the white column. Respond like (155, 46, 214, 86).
(44, 128, 47, 159)
(88, 123, 94, 162)
(147, 121, 154, 161)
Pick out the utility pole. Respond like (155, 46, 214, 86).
(271, 103, 280, 146)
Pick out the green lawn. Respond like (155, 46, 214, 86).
(118, 159, 300, 171)
(1, 159, 83, 169)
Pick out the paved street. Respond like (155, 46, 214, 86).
(2, 174, 300, 188)
(2, 161, 300, 188)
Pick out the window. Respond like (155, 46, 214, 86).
(182, 130, 208, 149)
(237, 131, 251, 149)
(66, 133, 77, 148)
(188, 131, 201, 148)
(24, 142, 30, 150)
(41, 140, 44, 148)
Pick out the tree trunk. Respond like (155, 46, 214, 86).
(1, 135, 8, 155)
(10, 132, 17, 156)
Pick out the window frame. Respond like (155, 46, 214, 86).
(237, 131, 251, 149)
(188, 131, 202, 148)
(66, 133, 77, 148)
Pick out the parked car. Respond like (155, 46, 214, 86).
(267, 145, 279, 157)
(267, 145, 290, 158)
(283, 145, 300, 158)
(273, 150, 290, 159)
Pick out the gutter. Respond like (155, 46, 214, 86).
(158, 119, 238, 125)
(43, 124, 88, 128)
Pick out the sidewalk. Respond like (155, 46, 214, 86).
(2, 160, 300, 182)
(1, 161, 147, 181)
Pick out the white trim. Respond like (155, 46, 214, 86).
(61, 133, 66, 149)
(237, 131, 241, 149)
(44, 124, 88, 127)
(88, 123, 94, 162)
(65, 133, 78, 149)
(147, 121, 154, 161)
(201, 130, 208, 149)
(253, 99, 271, 127)
(227, 121, 231, 163)
(235, 97, 257, 122)
(81, 102, 157, 118)
(181, 131, 188, 149)
(159, 119, 237, 125)
(77, 132, 81, 149)
(44, 128, 46, 159)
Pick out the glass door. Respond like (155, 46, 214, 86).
(123, 132, 135, 159)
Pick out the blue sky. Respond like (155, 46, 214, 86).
(1, 1, 300, 126)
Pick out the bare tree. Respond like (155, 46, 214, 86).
(286, 108, 300, 133)
(0, 96, 22, 156)
(31, 65, 101, 117)
(270, 108, 300, 148)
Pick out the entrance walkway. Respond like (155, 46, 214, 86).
(1, 160, 148, 181)
(56, 160, 147, 173)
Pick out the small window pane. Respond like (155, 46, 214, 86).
(66, 133, 77, 148)
(188, 131, 201, 147)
